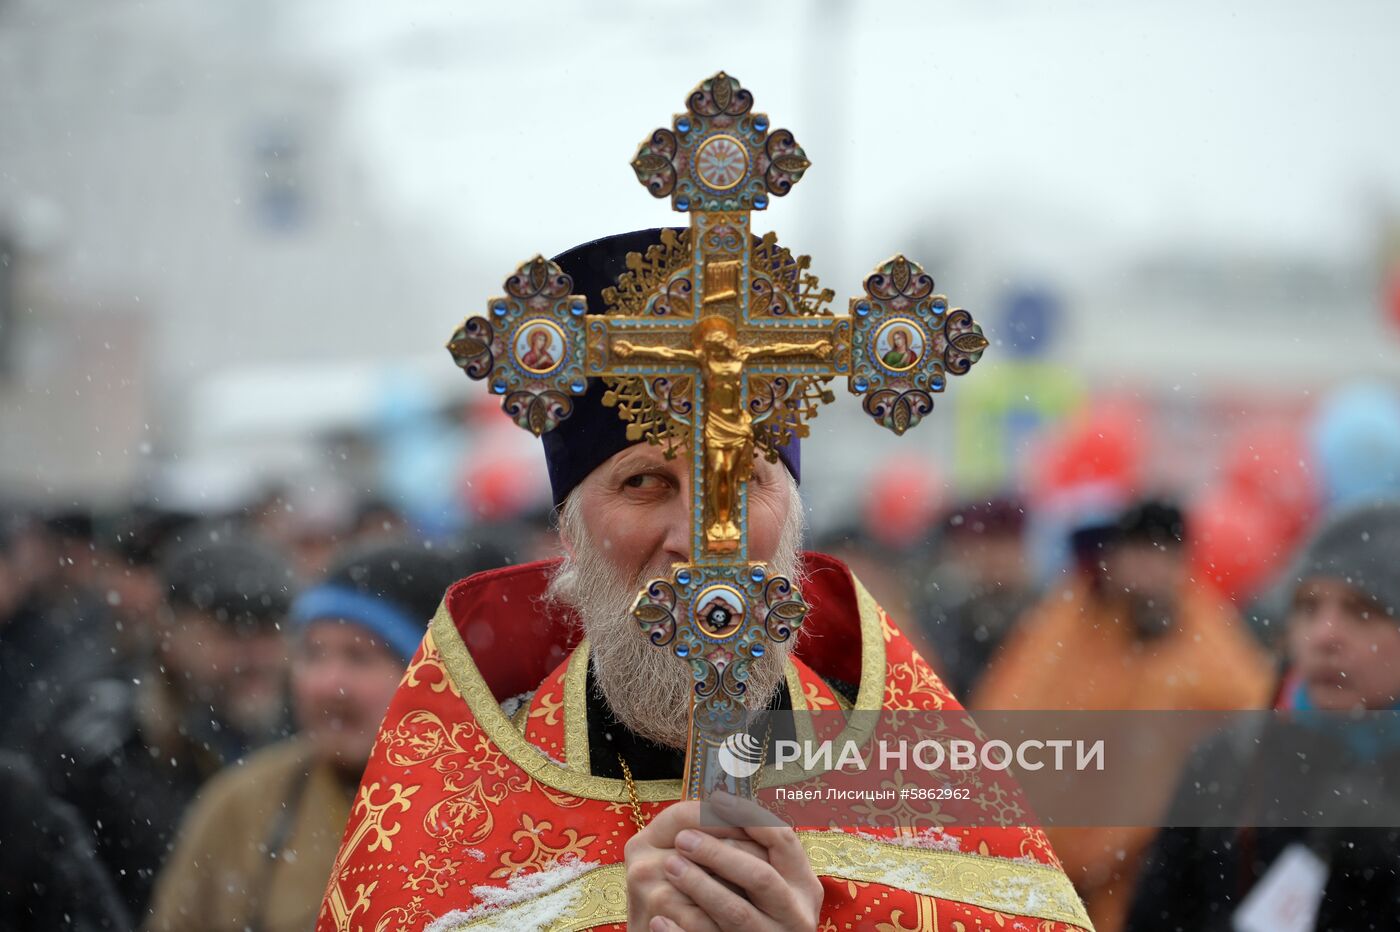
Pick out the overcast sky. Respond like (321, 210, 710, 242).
(284, 0, 1400, 289)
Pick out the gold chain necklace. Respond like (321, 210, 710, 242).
(618, 724, 772, 831)
(618, 756, 649, 832)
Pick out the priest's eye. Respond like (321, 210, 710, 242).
(623, 473, 666, 491)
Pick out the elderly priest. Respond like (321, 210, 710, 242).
(317, 73, 1091, 932)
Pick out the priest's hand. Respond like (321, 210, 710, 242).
(624, 794, 823, 932)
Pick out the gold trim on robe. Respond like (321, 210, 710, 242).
(563, 640, 591, 774)
(426, 571, 891, 803)
(432, 603, 682, 802)
(429, 832, 1092, 931)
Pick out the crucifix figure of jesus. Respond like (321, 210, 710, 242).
(614, 316, 833, 547)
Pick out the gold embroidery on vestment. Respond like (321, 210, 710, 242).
(430, 832, 1092, 930)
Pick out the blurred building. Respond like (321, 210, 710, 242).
(0, 0, 472, 506)
(2, 0, 1398, 527)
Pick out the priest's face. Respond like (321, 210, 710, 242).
(548, 443, 803, 748)
(570, 442, 796, 578)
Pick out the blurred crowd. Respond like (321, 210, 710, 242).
(820, 383, 1400, 932)
(0, 492, 546, 931)
(1, 382, 1399, 932)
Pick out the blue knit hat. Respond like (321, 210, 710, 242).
(290, 543, 460, 663)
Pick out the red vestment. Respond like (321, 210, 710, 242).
(317, 554, 1092, 931)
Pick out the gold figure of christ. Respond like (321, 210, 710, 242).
(613, 316, 833, 551)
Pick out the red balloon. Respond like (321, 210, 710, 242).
(457, 419, 549, 522)
(1190, 488, 1291, 604)
(1027, 400, 1146, 503)
(1220, 425, 1318, 547)
(460, 454, 540, 522)
(863, 454, 944, 551)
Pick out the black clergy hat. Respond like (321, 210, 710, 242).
(541, 229, 801, 508)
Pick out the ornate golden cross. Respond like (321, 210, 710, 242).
(449, 72, 988, 800)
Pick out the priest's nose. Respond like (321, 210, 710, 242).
(660, 477, 693, 565)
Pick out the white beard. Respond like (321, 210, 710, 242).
(545, 478, 806, 749)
